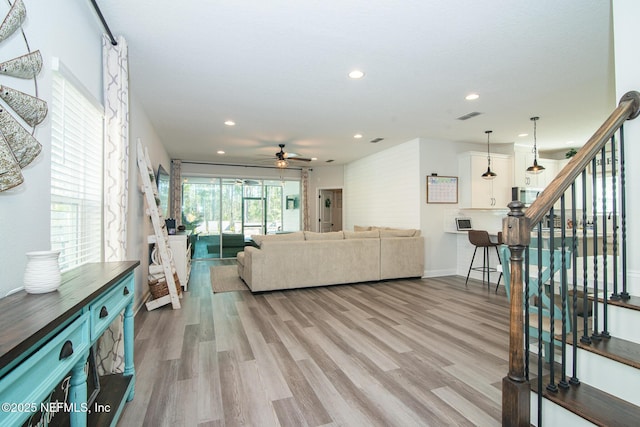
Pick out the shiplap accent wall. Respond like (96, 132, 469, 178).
(344, 139, 421, 230)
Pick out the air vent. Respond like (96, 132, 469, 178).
(456, 111, 482, 121)
(369, 137, 384, 143)
(325, 159, 334, 163)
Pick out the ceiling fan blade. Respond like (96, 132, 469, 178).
(288, 157, 312, 162)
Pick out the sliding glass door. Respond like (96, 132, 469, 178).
(182, 177, 299, 259)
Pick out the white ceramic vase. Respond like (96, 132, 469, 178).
(23, 250, 62, 294)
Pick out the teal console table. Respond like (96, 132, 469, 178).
(0, 261, 139, 426)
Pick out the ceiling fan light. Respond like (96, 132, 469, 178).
(275, 159, 289, 169)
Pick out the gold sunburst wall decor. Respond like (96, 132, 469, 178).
(0, 0, 48, 192)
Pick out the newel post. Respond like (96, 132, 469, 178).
(502, 201, 531, 426)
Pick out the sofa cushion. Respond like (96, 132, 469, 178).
(344, 230, 380, 239)
(252, 231, 304, 247)
(379, 228, 421, 237)
(304, 231, 344, 240)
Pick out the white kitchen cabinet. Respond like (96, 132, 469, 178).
(458, 152, 512, 209)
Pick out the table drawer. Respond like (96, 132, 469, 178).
(89, 275, 134, 341)
(0, 313, 90, 426)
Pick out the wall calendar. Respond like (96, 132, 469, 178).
(426, 175, 458, 204)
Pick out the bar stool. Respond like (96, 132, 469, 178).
(465, 230, 501, 289)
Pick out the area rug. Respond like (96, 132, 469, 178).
(210, 265, 249, 293)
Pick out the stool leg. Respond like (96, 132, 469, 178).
(485, 246, 490, 289)
(495, 245, 502, 293)
(465, 247, 479, 286)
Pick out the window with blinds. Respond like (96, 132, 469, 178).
(50, 68, 104, 271)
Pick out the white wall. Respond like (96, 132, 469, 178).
(418, 138, 491, 277)
(0, 1, 171, 311)
(344, 139, 421, 230)
(0, 1, 102, 297)
(613, 0, 640, 295)
(128, 94, 171, 309)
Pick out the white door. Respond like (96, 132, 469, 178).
(319, 190, 333, 232)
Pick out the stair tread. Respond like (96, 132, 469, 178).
(576, 335, 640, 369)
(589, 294, 640, 311)
(532, 375, 640, 427)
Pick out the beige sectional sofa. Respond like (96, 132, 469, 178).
(237, 228, 424, 292)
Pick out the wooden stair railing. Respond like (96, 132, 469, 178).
(501, 90, 640, 426)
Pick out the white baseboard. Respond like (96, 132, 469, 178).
(423, 268, 457, 278)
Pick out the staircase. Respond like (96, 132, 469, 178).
(529, 298, 640, 426)
(501, 91, 640, 426)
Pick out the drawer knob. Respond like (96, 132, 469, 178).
(100, 306, 109, 318)
(123, 286, 130, 296)
(59, 340, 74, 360)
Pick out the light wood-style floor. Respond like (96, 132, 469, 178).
(119, 260, 511, 426)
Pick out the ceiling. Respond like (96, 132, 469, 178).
(96, 0, 615, 167)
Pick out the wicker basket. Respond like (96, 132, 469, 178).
(148, 277, 169, 299)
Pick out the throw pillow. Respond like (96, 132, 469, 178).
(344, 230, 380, 239)
(304, 231, 344, 240)
(379, 228, 420, 237)
(353, 225, 372, 231)
(252, 231, 304, 247)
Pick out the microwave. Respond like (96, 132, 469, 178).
(512, 187, 543, 207)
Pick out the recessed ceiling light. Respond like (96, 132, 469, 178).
(518, 133, 529, 137)
(348, 70, 365, 79)
(224, 120, 235, 126)
(354, 133, 363, 139)
(465, 93, 479, 100)
(217, 150, 225, 154)
(311, 157, 318, 161)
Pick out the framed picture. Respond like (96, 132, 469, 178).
(426, 176, 458, 204)
(286, 195, 299, 209)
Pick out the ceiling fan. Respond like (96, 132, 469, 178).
(273, 143, 312, 168)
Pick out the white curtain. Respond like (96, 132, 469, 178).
(97, 34, 130, 374)
(171, 159, 182, 222)
(302, 168, 310, 231)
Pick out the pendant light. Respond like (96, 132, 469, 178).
(481, 130, 497, 180)
(526, 116, 545, 174)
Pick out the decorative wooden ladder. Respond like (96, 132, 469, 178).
(136, 140, 181, 310)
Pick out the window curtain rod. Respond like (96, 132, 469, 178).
(181, 160, 305, 171)
(90, 0, 117, 46)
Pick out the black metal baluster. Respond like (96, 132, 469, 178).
(535, 224, 544, 425)
(559, 196, 569, 389)
(591, 158, 601, 342)
(570, 183, 580, 386)
(619, 124, 629, 300)
(525, 245, 531, 382)
(601, 145, 610, 339)
(611, 133, 620, 301)
(581, 170, 591, 344)
(545, 216, 558, 392)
